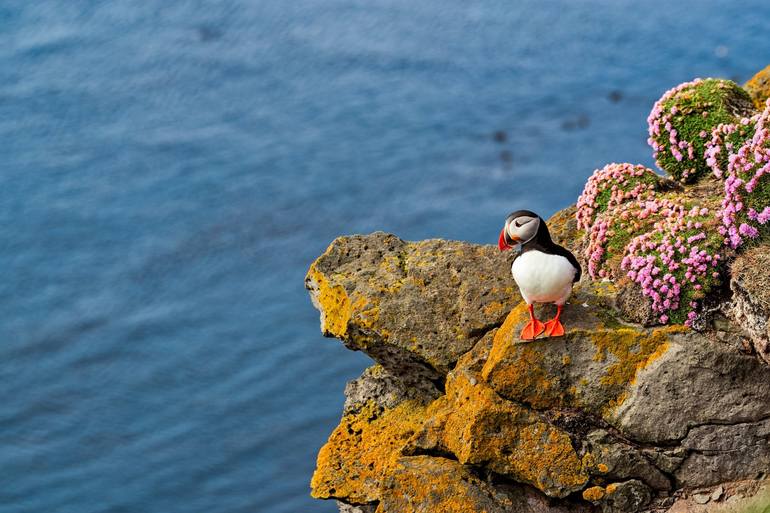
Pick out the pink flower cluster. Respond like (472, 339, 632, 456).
(718, 99, 770, 248)
(586, 217, 610, 279)
(647, 79, 703, 180)
(621, 203, 722, 326)
(576, 163, 658, 230)
(705, 116, 757, 179)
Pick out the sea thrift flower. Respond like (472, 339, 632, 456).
(718, 99, 770, 248)
(648, 78, 755, 183)
(620, 198, 724, 325)
(578, 170, 725, 325)
(576, 163, 660, 230)
(705, 116, 758, 179)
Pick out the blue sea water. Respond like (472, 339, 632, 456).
(1, 1, 769, 512)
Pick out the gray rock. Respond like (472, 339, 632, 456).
(613, 335, 770, 444)
(616, 282, 658, 326)
(692, 493, 711, 504)
(306, 232, 520, 379)
(586, 430, 671, 490)
(343, 365, 440, 415)
(601, 480, 651, 513)
(337, 502, 376, 513)
(676, 418, 770, 487)
(641, 447, 686, 475)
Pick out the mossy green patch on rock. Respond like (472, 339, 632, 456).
(648, 78, 755, 183)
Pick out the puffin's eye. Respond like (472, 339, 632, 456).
(514, 218, 529, 228)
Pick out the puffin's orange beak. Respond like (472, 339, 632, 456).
(498, 228, 519, 251)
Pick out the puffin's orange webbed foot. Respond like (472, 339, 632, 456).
(543, 305, 565, 337)
(520, 304, 545, 340)
(544, 318, 565, 337)
(520, 319, 545, 340)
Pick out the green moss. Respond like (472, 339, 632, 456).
(708, 118, 756, 178)
(595, 308, 623, 330)
(595, 169, 660, 218)
(650, 78, 755, 183)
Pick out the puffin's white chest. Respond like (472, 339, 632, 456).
(511, 250, 576, 305)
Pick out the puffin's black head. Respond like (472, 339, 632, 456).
(498, 210, 551, 251)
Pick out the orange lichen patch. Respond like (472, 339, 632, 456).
(482, 300, 507, 317)
(745, 64, 770, 109)
(311, 400, 428, 503)
(412, 373, 588, 498)
(597, 463, 609, 473)
(590, 326, 673, 413)
(605, 482, 620, 495)
(375, 456, 516, 513)
(489, 302, 531, 346)
(306, 264, 352, 338)
(351, 295, 386, 339)
(482, 312, 570, 409)
(481, 304, 677, 416)
(591, 327, 671, 388)
(582, 486, 606, 502)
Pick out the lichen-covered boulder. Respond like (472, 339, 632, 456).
(745, 64, 770, 109)
(376, 456, 591, 513)
(482, 288, 770, 450)
(310, 399, 428, 504)
(306, 232, 519, 379)
(375, 456, 518, 513)
(648, 78, 755, 183)
(342, 364, 441, 415)
(408, 337, 591, 498)
(308, 209, 770, 513)
(584, 480, 652, 513)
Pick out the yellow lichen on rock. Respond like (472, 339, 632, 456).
(481, 299, 678, 417)
(481, 308, 568, 409)
(745, 64, 770, 109)
(306, 263, 352, 339)
(591, 328, 670, 387)
(410, 372, 589, 497)
(375, 456, 519, 513)
(306, 232, 522, 375)
(582, 485, 606, 502)
(311, 400, 428, 503)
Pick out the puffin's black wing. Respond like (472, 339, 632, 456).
(550, 243, 582, 282)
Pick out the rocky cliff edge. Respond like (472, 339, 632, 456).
(305, 206, 770, 513)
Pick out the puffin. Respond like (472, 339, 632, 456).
(498, 210, 581, 340)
